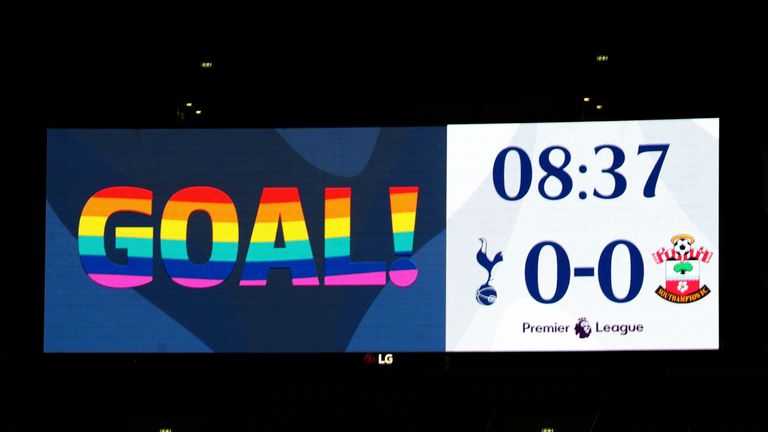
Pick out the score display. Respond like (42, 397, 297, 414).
(45, 119, 718, 352)
(446, 119, 718, 351)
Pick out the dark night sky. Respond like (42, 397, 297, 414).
(6, 29, 766, 430)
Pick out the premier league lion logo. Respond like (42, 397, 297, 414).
(575, 317, 592, 339)
(652, 234, 713, 303)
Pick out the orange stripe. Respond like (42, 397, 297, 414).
(81, 197, 151, 217)
(162, 201, 238, 223)
(253, 201, 308, 223)
(325, 197, 350, 219)
(390, 192, 418, 214)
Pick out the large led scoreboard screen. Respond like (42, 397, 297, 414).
(44, 119, 719, 352)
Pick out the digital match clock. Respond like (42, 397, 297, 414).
(447, 119, 718, 351)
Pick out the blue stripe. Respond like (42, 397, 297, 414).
(80, 255, 152, 276)
(324, 256, 386, 276)
(162, 258, 236, 280)
(245, 240, 315, 262)
(241, 259, 318, 280)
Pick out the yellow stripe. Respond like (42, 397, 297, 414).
(78, 216, 108, 237)
(391, 212, 416, 233)
(325, 217, 350, 239)
(115, 227, 153, 239)
(161, 220, 239, 242)
(250, 222, 276, 243)
(212, 222, 240, 242)
(80, 216, 156, 238)
(161, 219, 188, 241)
(250, 220, 310, 243)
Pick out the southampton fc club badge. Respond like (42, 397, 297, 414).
(652, 234, 713, 303)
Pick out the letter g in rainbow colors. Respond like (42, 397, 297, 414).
(78, 186, 155, 288)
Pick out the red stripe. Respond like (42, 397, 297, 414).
(259, 187, 302, 203)
(652, 249, 663, 263)
(169, 186, 234, 203)
(390, 186, 419, 194)
(325, 188, 351, 200)
(93, 186, 152, 200)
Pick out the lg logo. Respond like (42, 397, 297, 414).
(364, 353, 394, 365)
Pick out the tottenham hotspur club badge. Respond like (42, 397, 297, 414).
(475, 238, 503, 305)
(652, 234, 713, 304)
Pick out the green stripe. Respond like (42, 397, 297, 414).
(115, 237, 153, 258)
(324, 237, 350, 258)
(160, 239, 238, 262)
(245, 239, 315, 262)
(78, 236, 105, 256)
(79, 236, 155, 258)
(393, 232, 414, 253)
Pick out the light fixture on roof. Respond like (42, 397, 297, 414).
(185, 102, 193, 107)
(596, 54, 608, 62)
(195, 110, 202, 115)
(583, 97, 590, 102)
(200, 61, 213, 68)
(596, 105, 603, 110)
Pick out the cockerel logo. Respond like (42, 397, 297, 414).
(475, 238, 504, 305)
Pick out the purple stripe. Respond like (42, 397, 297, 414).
(172, 277, 224, 288)
(293, 277, 320, 286)
(389, 269, 418, 287)
(324, 272, 387, 286)
(89, 274, 152, 288)
(240, 280, 267, 286)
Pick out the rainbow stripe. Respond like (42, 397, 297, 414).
(324, 188, 386, 286)
(389, 187, 419, 287)
(240, 188, 319, 286)
(160, 187, 239, 288)
(389, 186, 418, 255)
(78, 186, 153, 288)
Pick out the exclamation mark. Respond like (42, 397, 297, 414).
(389, 186, 419, 287)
